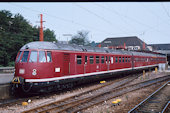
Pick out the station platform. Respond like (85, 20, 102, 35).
(0, 73, 14, 99)
(0, 73, 14, 84)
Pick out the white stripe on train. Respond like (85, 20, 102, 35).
(25, 64, 158, 83)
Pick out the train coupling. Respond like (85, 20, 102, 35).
(12, 77, 24, 84)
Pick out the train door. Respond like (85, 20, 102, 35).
(76, 54, 84, 74)
(84, 55, 90, 73)
(107, 56, 110, 70)
(100, 55, 106, 71)
(131, 54, 134, 69)
(96, 55, 100, 72)
(63, 53, 70, 75)
(110, 56, 114, 70)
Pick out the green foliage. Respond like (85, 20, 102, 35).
(69, 30, 90, 45)
(0, 10, 57, 66)
(44, 28, 57, 42)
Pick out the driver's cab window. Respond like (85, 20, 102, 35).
(47, 51, 52, 62)
(29, 51, 37, 62)
(39, 51, 46, 62)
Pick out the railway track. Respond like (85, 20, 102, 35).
(128, 81, 170, 113)
(22, 75, 170, 113)
(162, 101, 170, 113)
(0, 73, 138, 108)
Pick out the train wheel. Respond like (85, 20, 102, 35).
(21, 83, 33, 93)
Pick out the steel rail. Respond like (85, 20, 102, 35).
(161, 101, 170, 113)
(128, 81, 170, 113)
(0, 74, 136, 109)
(23, 75, 170, 113)
(22, 75, 139, 113)
(71, 75, 170, 113)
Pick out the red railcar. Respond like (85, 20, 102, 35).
(11, 41, 166, 94)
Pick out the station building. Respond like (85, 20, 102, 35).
(97, 36, 170, 66)
(97, 36, 147, 51)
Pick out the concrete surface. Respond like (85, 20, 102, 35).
(0, 73, 14, 99)
(0, 73, 14, 84)
(0, 84, 10, 99)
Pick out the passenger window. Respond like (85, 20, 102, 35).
(77, 55, 82, 64)
(39, 51, 46, 62)
(106, 56, 108, 63)
(119, 57, 121, 62)
(111, 57, 113, 64)
(85, 56, 87, 64)
(115, 57, 118, 63)
(128, 57, 131, 62)
(96, 56, 99, 64)
(29, 51, 37, 62)
(90, 56, 94, 64)
(101, 56, 104, 63)
(21, 51, 29, 62)
(122, 57, 124, 62)
(16, 51, 22, 62)
(125, 57, 127, 62)
(47, 51, 52, 62)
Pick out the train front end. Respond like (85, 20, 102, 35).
(11, 41, 54, 95)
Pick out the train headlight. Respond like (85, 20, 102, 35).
(19, 69, 25, 74)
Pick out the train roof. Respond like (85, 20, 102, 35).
(21, 41, 165, 58)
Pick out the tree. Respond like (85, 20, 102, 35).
(0, 10, 57, 66)
(69, 30, 90, 45)
(43, 28, 57, 42)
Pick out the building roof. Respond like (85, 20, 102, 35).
(154, 50, 170, 54)
(100, 36, 146, 48)
(148, 44, 170, 50)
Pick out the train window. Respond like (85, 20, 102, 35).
(135, 58, 138, 62)
(90, 56, 94, 64)
(96, 56, 99, 64)
(111, 57, 113, 64)
(106, 56, 108, 63)
(85, 56, 87, 64)
(115, 57, 118, 63)
(16, 51, 22, 62)
(119, 57, 121, 62)
(146, 58, 148, 62)
(109, 56, 110, 63)
(47, 51, 52, 62)
(122, 57, 124, 62)
(125, 57, 127, 62)
(101, 56, 104, 63)
(29, 51, 37, 62)
(128, 57, 130, 62)
(21, 51, 29, 62)
(77, 55, 82, 64)
(39, 51, 46, 62)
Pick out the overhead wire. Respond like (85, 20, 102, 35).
(7, 2, 122, 37)
(93, 3, 137, 32)
(138, 3, 170, 37)
(140, 3, 170, 30)
(6, 2, 170, 40)
(161, 2, 170, 20)
(102, 3, 170, 38)
(73, 3, 133, 36)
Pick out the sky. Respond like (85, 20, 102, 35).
(0, 2, 170, 44)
